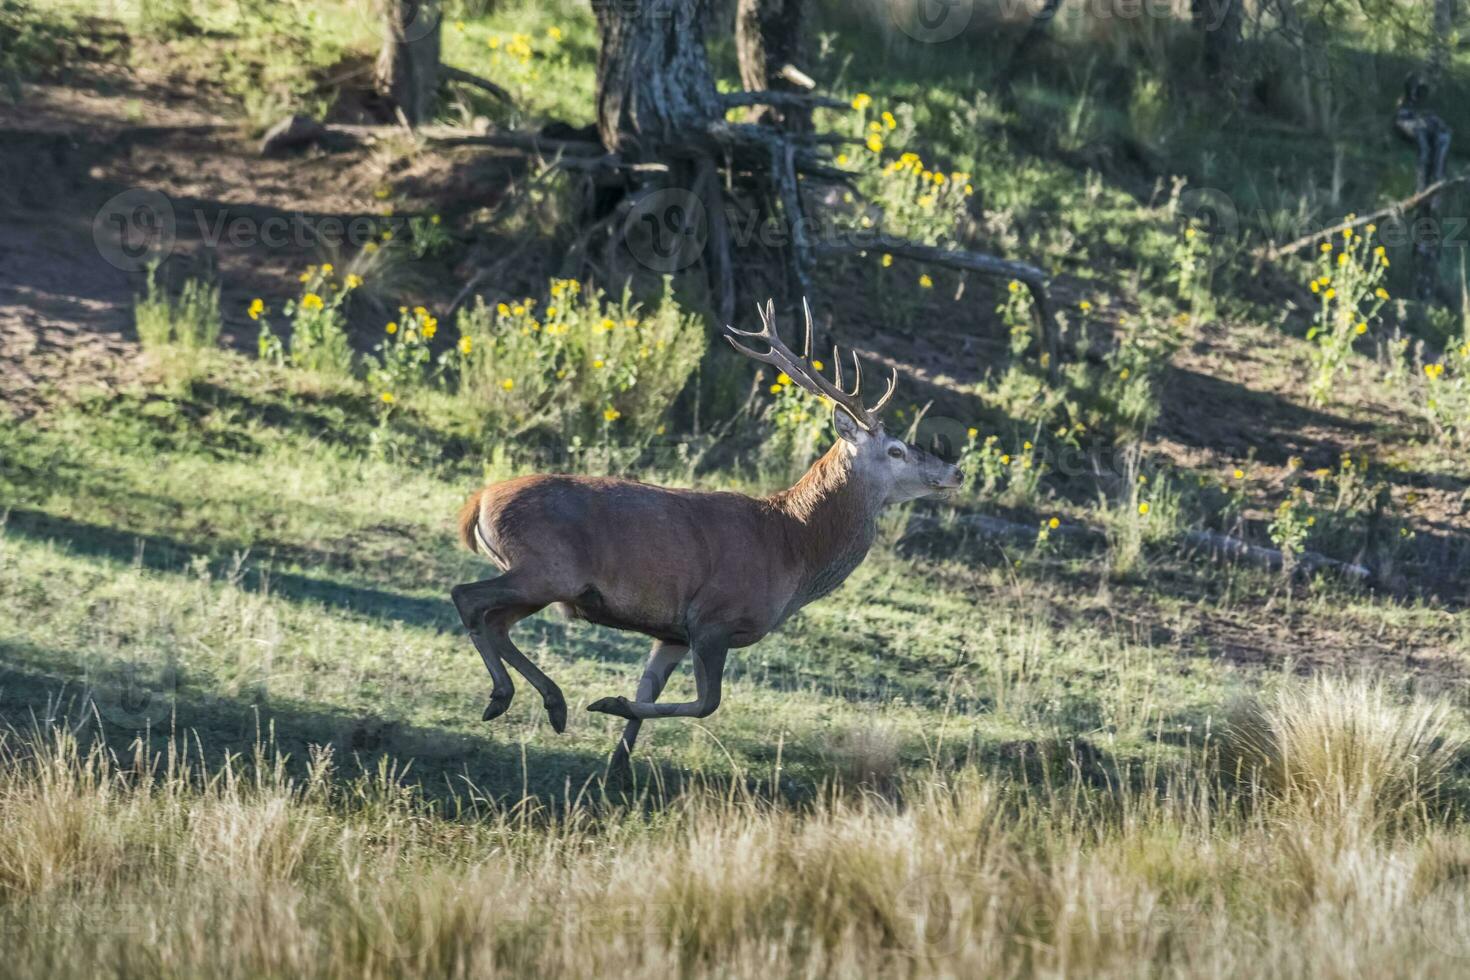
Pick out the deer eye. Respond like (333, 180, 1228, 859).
(887, 446, 905, 459)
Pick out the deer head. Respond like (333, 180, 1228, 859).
(725, 299, 962, 504)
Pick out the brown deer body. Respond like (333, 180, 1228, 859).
(450, 301, 961, 764)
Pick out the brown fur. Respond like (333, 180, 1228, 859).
(457, 488, 484, 553)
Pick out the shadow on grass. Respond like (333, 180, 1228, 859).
(5, 506, 464, 630)
(0, 638, 622, 809)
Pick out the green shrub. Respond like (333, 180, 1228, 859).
(456, 278, 705, 446)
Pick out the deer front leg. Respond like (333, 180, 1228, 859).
(588, 642, 727, 721)
(610, 641, 689, 768)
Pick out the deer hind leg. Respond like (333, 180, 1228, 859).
(609, 641, 688, 769)
(450, 572, 567, 731)
(589, 642, 727, 722)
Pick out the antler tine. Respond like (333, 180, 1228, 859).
(831, 343, 843, 391)
(725, 299, 881, 431)
(867, 365, 898, 417)
(801, 297, 816, 360)
(846, 349, 862, 399)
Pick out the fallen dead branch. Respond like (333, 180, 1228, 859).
(1255, 175, 1470, 261)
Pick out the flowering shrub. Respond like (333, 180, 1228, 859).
(836, 94, 973, 249)
(1306, 224, 1390, 405)
(456, 278, 705, 443)
(1421, 342, 1470, 445)
(256, 263, 357, 377)
(370, 305, 461, 397)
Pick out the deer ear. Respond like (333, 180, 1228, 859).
(832, 405, 867, 444)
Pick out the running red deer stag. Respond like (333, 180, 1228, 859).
(451, 299, 962, 765)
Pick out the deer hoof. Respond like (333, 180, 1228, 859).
(545, 697, 568, 734)
(482, 693, 513, 722)
(586, 696, 635, 719)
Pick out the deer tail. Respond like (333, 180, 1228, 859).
(457, 489, 485, 554)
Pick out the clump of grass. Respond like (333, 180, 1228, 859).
(1227, 674, 1465, 829)
(134, 261, 222, 384)
(825, 721, 905, 794)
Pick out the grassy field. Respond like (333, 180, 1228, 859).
(3, 0, 1470, 976)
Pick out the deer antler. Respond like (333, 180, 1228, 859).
(724, 298, 896, 433)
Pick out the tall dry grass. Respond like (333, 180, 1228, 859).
(0, 672, 1467, 978)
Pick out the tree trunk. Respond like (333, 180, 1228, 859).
(593, 0, 723, 156)
(375, 0, 443, 127)
(1393, 75, 1452, 304)
(735, 0, 812, 131)
(1191, 0, 1241, 82)
(1431, 0, 1456, 86)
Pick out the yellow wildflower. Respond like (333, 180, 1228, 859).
(882, 111, 896, 130)
(593, 359, 605, 369)
(1079, 299, 1092, 312)
(301, 293, 324, 311)
(866, 134, 883, 154)
(776, 372, 792, 386)
(851, 92, 872, 111)
(1355, 322, 1367, 335)
(603, 407, 621, 422)
(501, 378, 515, 391)
(386, 321, 397, 334)
(345, 274, 363, 289)
(380, 392, 395, 403)
(1137, 502, 1151, 515)
(458, 336, 472, 355)
(881, 253, 893, 268)
(247, 298, 264, 321)
(1048, 517, 1060, 530)
(918, 273, 933, 289)
(812, 359, 824, 370)
(321, 263, 333, 276)
(967, 427, 978, 439)
(547, 26, 562, 41)
(1375, 287, 1390, 300)
(1233, 468, 1244, 480)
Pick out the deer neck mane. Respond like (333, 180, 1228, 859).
(766, 442, 885, 603)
